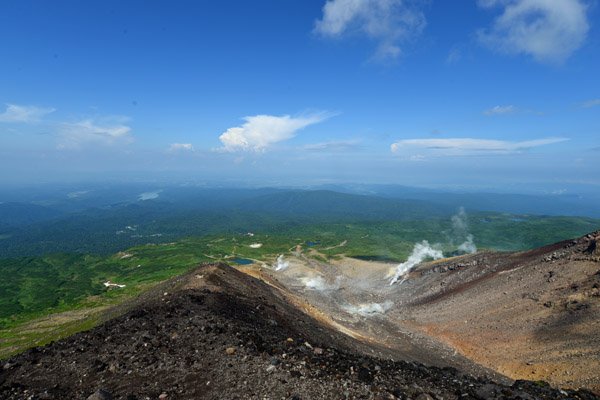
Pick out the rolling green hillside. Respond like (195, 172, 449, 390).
(1, 188, 599, 358)
(4, 187, 599, 258)
(1, 212, 598, 331)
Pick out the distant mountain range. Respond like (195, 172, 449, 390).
(1, 184, 599, 257)
(235, 190, 451, 220)
(309, 183, 600, 217)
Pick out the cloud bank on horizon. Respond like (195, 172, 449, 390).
(57, 118, 133, 150)
(390, 137, 569, 158)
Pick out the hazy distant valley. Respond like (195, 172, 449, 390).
(1, 184, 599, 395)
(2, 183, 599, 257)
(1, 182, 599, 398)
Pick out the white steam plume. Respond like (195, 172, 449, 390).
(273, 254, 289, 271)
(343, 301, 394, 316)
(300, 276, 341, 291)
(390, 241, 443, 285)
(452, 207, 477, 254)
(458, 234, 477, 254)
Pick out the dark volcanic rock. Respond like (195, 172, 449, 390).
(0, 263, 597, 400)
(87, 389, 113, 400)
(586, 237, 599, 256)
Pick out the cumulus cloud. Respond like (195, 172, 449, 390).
(58, 118, 132, 149)
(390, 137, 568, 157)
(218, 113, 331, 152)
(477, 0, 589, 63)
(484, 105, 516, 115)
(0, 104, 55, 123)
(314, 0, 427, 60)
(168, 143, 194, 152)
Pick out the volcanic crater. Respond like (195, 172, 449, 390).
(1, 233, 600, 399)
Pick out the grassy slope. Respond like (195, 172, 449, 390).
(1, 213, 599, 358)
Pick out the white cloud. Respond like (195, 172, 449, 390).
(390, 137, 568, 157)
(314, 0, 427, 60)
(58, 118, 132, 149)
(484, 105, 516, 115)
(581, 99, 600, 108)
(446, 46, 462, 64)
(0, 104, 55, 123)
(409, 154, 426, 162)
(218, 113, 331, 152)
(477, 0, 589, 63)
(168, 143, 194, 152)
(302, 139, 361, 152)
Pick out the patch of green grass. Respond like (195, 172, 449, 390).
(0, 308, 104, 359)
(0, 213, 598, 359)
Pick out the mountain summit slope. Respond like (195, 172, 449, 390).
(254, 231, 600, 395)
(2, 263, 597, 399)
(403, 231, 600, 392)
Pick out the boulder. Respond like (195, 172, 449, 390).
(586, 237, 600, 256)
(87, 389, 113, 400)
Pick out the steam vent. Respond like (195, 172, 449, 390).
(3, 230, 600, 399)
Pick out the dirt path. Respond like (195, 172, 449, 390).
(322, 240, 348, 250)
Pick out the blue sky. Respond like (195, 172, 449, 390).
(0, 0, 599, 192)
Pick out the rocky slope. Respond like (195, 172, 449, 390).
(405, 232, 600, 391)
(254, 231, 600, 395)
(2, 262, 598, 399)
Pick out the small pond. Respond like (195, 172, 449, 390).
(232, 257, 254, 265)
